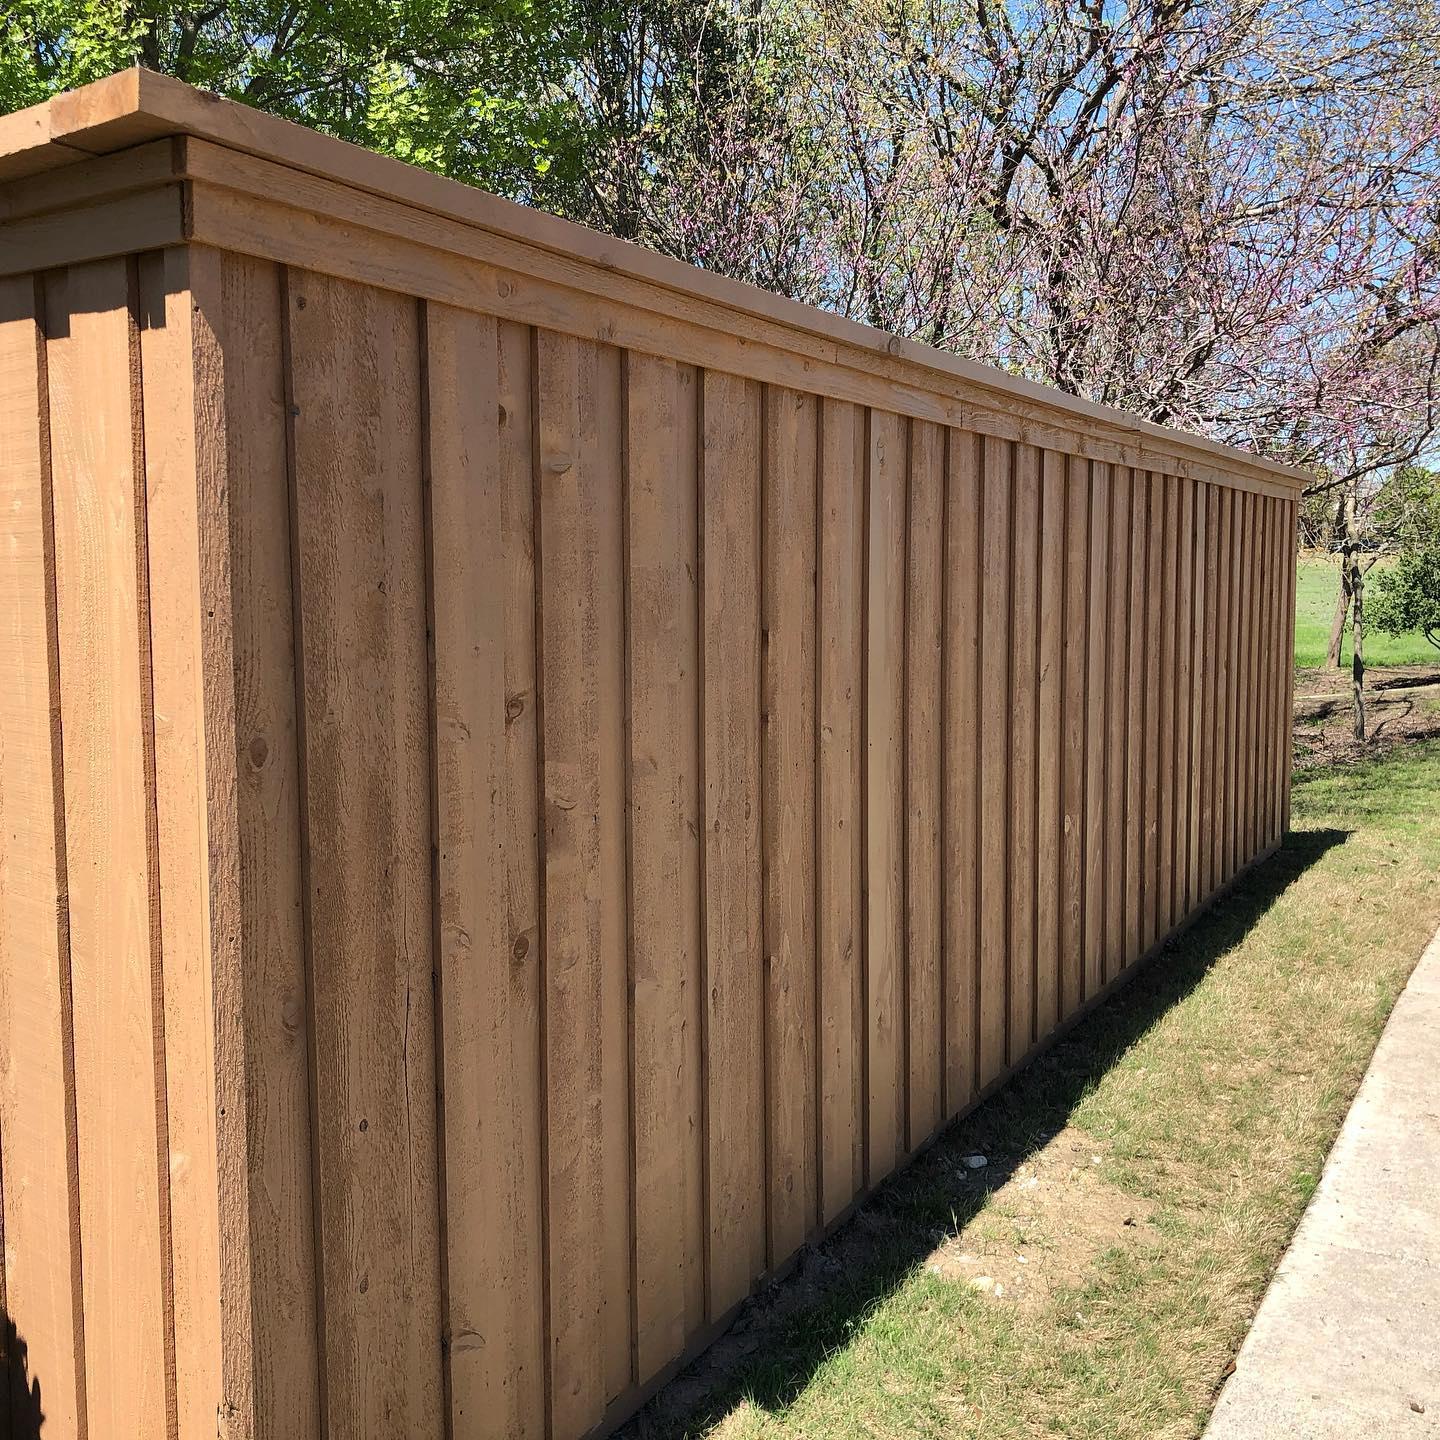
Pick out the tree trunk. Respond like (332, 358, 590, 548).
(1350, 550, 1366, 741)
(1326, 566, 1351, 667)
(1327, 491, 1350, 667)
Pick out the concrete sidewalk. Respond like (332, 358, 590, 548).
(1205, 926, 1440, 1438)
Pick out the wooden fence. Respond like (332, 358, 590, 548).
(0, 70, 1305, 1440)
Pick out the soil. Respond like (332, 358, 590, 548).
(923, 1125, 1160, 1315)
(1292, 662, 1440, 767)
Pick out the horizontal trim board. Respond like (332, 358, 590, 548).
(183, 179, 1299, 501)
(0, 184, 185, 277)
(0, 68, 1309, 494)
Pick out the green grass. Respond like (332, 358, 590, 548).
(1294, 555, 1437, 667)
(629, 742, 1440, 1440)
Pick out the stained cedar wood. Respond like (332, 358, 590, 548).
(1104, 466, 1129, 983)
(942, 432, 981, 1110)
(761, 384, 818, 1262)
(1258, 497, 1276, 850)
(1219, 488, 1239, 887)
(1142, 475, 1163, 953)
(197, 248, 321, 1439)
(1036, 450, 1065, 1037)
(1253, 497, 1272, 855)
(1010, 449, 1041, 1051)
(1270, 499, 1288, 842)
(1083, 463, 1110, 1001)
(865, 409, 907, 1175)
(46, 256, 169, 1439)
(1235, 493, 1254, 862)
(1228, 493, 1249, 875)
(1061, 456, 1090, 1017)
(701, 369, 765, 1317)
(1198, 492, 1221, 898)
(0, 104, 1313, 1440)
(905, 419, 944, 1146)
(816, 397, 865, 1224)
(1188, 486, 1210, 912)
(1221, 489, 1244, 881)
(534, 331, 632, 1430)
(426, 304, 546, 1435)
(977, 436, 1012, 1085)
(184, 170, 1302, 517)
(1156, 477, 1178, 938)
(0, 272, 86, 1438)
(1008, 446, 1040, 1059)
(285, 270, 443, 1439)
(136, 248, 225, 1439)
(1124, 473, 1146, 969)
(1173, 480, 1196, 922)
(626, 352, 705, 1375)
(1283, 499, 1297, 832)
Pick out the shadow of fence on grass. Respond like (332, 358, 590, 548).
(622, 826, 1350, 1438)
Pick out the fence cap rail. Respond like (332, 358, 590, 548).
(0, 66, 1312, 494)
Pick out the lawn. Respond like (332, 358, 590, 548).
(626, 741, 1440, 1440)
(1294, 554, 1438, 667)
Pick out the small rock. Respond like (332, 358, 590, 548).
(1410, 1400, 1426, 1415)
(971, 1275, 995, 1293)
(962, 1153, 988, 1170)
(993, 1282, 1005, 1298)
(1123, 1216, 1136, 1227)
(1016, 1254, 1028, 1265)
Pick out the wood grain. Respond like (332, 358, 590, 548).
(0, 271, 86, 1439)
(701, 369, 765, 1316)
(761, 383, 818, 1260)
(978, 435, 1012, 1086)
(626, 351, 705, 1376)
(942, 431, 982, 1110)
(285, 268, 443, 1440)
(46, 256, 170, 1440)
(816, 398, 865, 1223)
(426, 304, 546, 1436)
(904, 419, 944, 1146)
(865, 409, 907, 1174)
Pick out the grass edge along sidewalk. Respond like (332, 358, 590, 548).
(626, 739, 1440, 1440)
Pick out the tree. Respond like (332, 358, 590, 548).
(0, 0, 586, 199)
(1369, 539, 1440, 652)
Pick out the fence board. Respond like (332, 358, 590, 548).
(427, 305, 546, 1437)
(865, 408, 907, 1173)
(905, 419, 945, 1146)
(1104, 466, 1130, 983)
(701, 369, 765, 1316)
(1125, 472, 1146, 968)
(1008, 445, 1040, 1060)
(626, 351, 705, 1376)
(978, 436, 1012, 1085)
(762, 383, 818, 1261)
(942, 432, 981, 1109)
(816, 398, 865, 1224)
(1036, 451, 1065, 1038)
(0, 272, 85, 1440)
(1083, 463, 1110, 1001)
(46, 256, 170, 1440)
(1061, 456, 1089, 1016)
(286, 269, 443, 1440)
(534, 331, 633, 1429)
